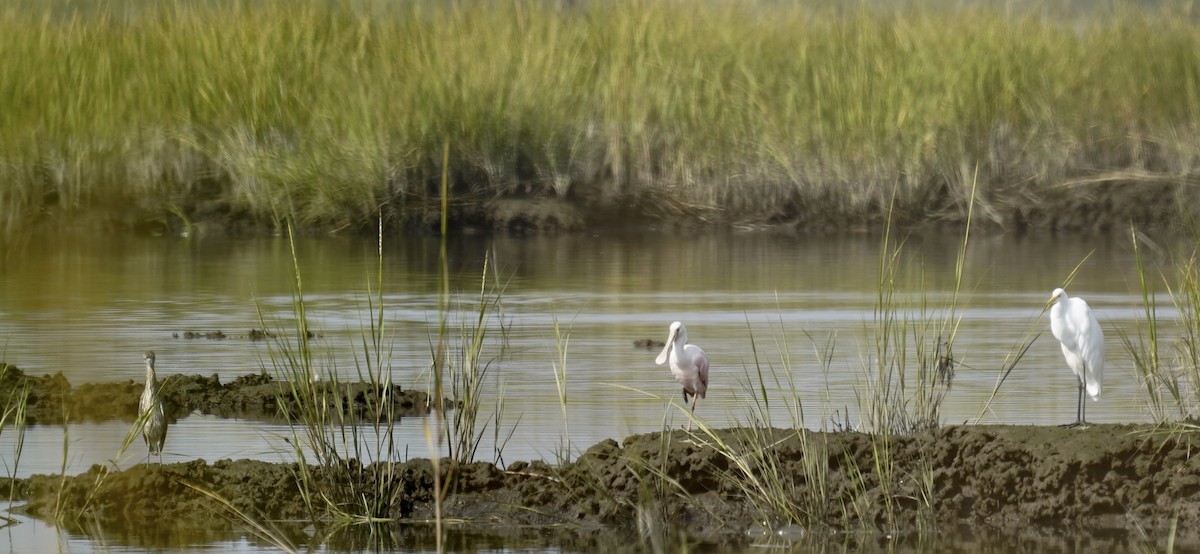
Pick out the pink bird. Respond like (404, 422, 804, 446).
(655, 321, 709, 430)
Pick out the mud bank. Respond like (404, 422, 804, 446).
(0, 363, 442, 424)
(4, 424, 1199, 550)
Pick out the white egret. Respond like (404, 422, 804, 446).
(139, 350, 168, 462)
(1047, 288, 1104, 427)
(655, 321, 709, 430)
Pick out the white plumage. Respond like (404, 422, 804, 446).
(655, 321, 709, 430)
(1048, 288, 1104, 427)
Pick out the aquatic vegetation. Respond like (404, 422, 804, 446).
(247, 165, 509, 543)
(550, 314, 573, 461)
(0, 362, 29, 527)
(256, 219, 508, 528)
(1124, 225, 1200, 423)
(860, 189, 972, 437)
(0, 1, 1198, 236)
(444, 252, 505, 465)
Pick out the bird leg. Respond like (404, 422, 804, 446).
(686, 388, 696, 431)
(1079, 380, 1088, 427)
(1059, 378, 1088, 429)
(686, 394, 699, 431)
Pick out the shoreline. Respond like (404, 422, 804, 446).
(3, 366, 1200, 550)
(2, 423, 1197, 551)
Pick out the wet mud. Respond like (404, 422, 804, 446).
(4, 417, 1200, 551)
(0, 363, 441, 424)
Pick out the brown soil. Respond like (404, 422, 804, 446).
(4, 363, 1200, 550)
(0, 363, 442, 424)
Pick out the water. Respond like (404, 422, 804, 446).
(0, 227, 1186, 551)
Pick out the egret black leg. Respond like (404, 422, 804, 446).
(1080, 383, 1089, 426)
(1069, 379, 1089, 428)
(1060, 378, 1087, 428)
(1079, 380, 1088, 427)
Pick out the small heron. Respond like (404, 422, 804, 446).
(1048, 288, 1104, 428)
(655, 321, 709, 430)
(139, 350, 168, 462)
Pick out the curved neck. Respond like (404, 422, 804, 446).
(673, 337, 687, 357)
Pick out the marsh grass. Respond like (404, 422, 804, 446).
(252, 216, 509, 534)
(860, 183, 974, 437)
(0, 364, 28, 480)
(714, 319, 819, 528)
(680, 319, 850, 533)
(685, 322, 917, 535)
(0, 363, 29, 527)
(2, 1, 1199, 235)
(245, 147, 510, 547)
(837, 187, 977, 531)
(443, 250, 508, 466)
(1124, 225, 1200, 422)
(551, 315, 573, 461)
(623, 202, 981, 534)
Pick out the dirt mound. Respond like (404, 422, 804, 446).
(6, 424, 1199, 550)
(4, 363, 1196, 549)
(0, 363, 443, 424)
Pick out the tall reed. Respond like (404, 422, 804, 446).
(861, 187, 970, 437)
(443, 250, 507, 466)
(851, 187, 976, 530)
(551, 314, 573, 460)
(254, 211, 508, 533)
(1124, 225, 1200, 422)
(1, 1, 1198, 235)
(0, 363, 29, 517)
(259, 222, 400, 524)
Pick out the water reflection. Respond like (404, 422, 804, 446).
(0, 228, 1191, 551)
(1, 504, 292, 553)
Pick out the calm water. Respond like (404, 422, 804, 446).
(0, 227, 1187, 552)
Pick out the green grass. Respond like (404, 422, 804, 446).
(252, 217, 509, 536)
(248, 146, 510, 543)
(1, 1, 1199, 235)
(0, 362, 29, 527)
(860, 185, 970, 437)
(1124, 223, 1200, 423)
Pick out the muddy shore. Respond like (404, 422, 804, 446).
(3, 365, 1200, 551)
(0, 363, 441, 424)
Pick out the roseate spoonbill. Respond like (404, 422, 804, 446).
(139, 350, 168, 462)
(655, 321, 709, 430)
(1048, 288, 1104, 428)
